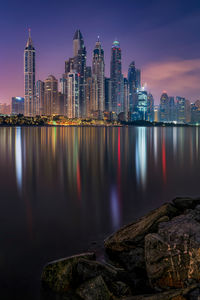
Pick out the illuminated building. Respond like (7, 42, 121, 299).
(147, 93, 154, 122)
(154, 105, 159, 122)
(36, 80, 44, 115)
(85, 67, 92, 117)
(160, 92, 169, 122)
(191, 100, 200, 123)
(110, 40, 123, 114)
(123, 78, 129, 121)
(24, 29, 36, 116)
(128, 61, 141, 112)
(0, 103, 11, 115)
(44, 75, 58, 115)
(65, 30, 86, 117)
(105, 77, 111, 112)
(176, 96, 191, 123)
(66, 72, 80, 118)
(136, 90, 148, 120)
(11, 97, 24, 115)
(169, 96, 176, 122)
(92, 37, 105, 119)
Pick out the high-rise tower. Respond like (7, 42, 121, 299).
(92, 37, 105, 117)
(73, 30, 86, 117)
(110, 40, 122, 114)
(128, 61, 141, 112)
(24, 29, 36, 116)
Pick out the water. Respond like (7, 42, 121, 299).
(0, 126, 200, 299)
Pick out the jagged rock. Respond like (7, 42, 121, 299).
(104, 203, 177, 291)
(123, 284, 199, 299)
(104, 203, 177, 253)
(41, 253, 95, 293)
(76, 258, 131, 296)
(172, 197, 200, 211)
(76, 275, 112, 300)
(145, 213, 200, 290)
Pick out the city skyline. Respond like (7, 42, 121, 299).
(1, 0, 200, 104)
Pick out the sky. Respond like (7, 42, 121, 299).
(1, 0, 200, 104)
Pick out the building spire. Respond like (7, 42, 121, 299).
(26, 28, 34, 49)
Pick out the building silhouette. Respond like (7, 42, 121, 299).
(44, 75, 58, 115)
(92, 37, 105, 118)
(24, 29, 35, 116)
(12, 97, 24, 115)
(110, 40, 123, 114)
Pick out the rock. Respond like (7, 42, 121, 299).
(145, 213, 200, 290)
(104, 203, 177, 291)
(41, 252, 95, 293)
(172, 197, 200, 211)
(76, 258, 131, 296)
(123, 284, 199, 299)
(104, 203, 177, 253)
(76, 275, 112, 300)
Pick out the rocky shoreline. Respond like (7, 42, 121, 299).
(41, 197, 200, 299)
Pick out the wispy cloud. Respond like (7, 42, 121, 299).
(142, 59, 200, 103)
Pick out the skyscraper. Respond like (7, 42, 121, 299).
(123, 78, 129, 121)
(160, 92, 169, 122)
(64, 30, 86, 118)
(110, 40, 122, 114)
(11, 97, 24, 115)
(44, 75, 58, 115)
(147, 93, 154, 122)
(92, 37, 105, 118)
(73, 30, 86, 117)
(36, 80, 44, 115)
(85, 66, 93, 117)
(128, 61, 137, 112)
(66, 72, 80, 118)
(105, 78, 111, 112)
(137, 90, 148, 120)
(128, 61, 141, 113)
(24, 29, 36, 116)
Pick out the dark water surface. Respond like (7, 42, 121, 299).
(1, 126, 200, 299)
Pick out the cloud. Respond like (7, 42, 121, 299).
(142, 59, 200, 103)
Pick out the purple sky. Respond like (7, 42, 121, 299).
(1, 0, 200, 104)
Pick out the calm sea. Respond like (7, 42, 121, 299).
(0, 126, 199, 299)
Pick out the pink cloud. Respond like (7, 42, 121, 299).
(142, 59, 200, 103)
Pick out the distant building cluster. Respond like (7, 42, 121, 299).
(5, 29, 200, 124)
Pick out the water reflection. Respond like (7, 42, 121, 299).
(135, 127, 147, 190)
(1, 126, 200, 299)
(15, 127, 22, 193)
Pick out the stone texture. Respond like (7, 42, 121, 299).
(145, 212, 200, 290)
(104, 203, 177, 253)
(76, 275, 112, 300)
(76, 258, 131, 296)
(104, 203, 177, 291)
(41, 253, 95, 292)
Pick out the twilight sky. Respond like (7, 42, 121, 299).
(1, 0, 200, 104)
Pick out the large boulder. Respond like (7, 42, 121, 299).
(76, 258, 131, 297)
(41, 253, 95, 293)
(76, 276, 112, 300)
(104, 203, 177, 291)
(145, 212, 200, 290)
(104, 203, 177, 253)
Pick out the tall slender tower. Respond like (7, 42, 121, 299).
(110, 40, 122, 114)
(92, 37, 105, 117)
(73, 30, 86, 117)
(24, 29, 36, 116)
